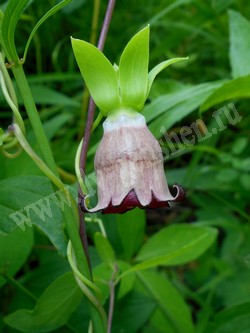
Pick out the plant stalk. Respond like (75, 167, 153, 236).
(11, 63, 106, 333)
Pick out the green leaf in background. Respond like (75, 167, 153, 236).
(200, 75, 250, 111)
(117, 261, 135, 299)
(210, 302, 250, 333)
(119, 25, 149, 110)
(0, 176, 68, 255)
(112, 290, 156, 333)
(26, 85, 80, 107)
(147, 57, 188, 96)
(144, 81, 224, 123)
(231, 137, 248, 156)
(149, 310, 176, 333)
(229, 10, 250, 78)
(117, 208, 146, 260)
(134, 224, 217, 270)
(216, 268, 250, 306)
(62, 0, 85, 14)
(0, 10, 4, 51)
(0, 227, 33, 287)
(143, 81, 224, 138)
(138, 270, 194, 333)
(42, 113, 74, 141)
(71, 38, 120, 114)
(94, 232, 115, 265)
(22, 250, 71, 298)
(22, 0, 73, 62)
(1, 0, 29, 63)
(0, 128, 4, 145)
(4, 272, 82, 332)
(148, 0, 193, 25)
(93, 262, 113, 304)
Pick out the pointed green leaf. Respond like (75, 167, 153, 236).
(23, 0, 72, 62)
(27, 84, 80, 107)
(134, 224, 217, 270)
(212, 301, 250, 332)
(138, 271, 194, 333)
(229, 10, 250, 78)
(1, 0, 29, 63)
(117, 261, 135, 299)
(112, 290, 156, 333)
(117, 208, 146, 260)
(94, 232, 115, 265)
(200, 75, 250, 111)
(71, 38, 120, 115)
(119, 25, 149, 110)
(147, 57, 188, 96)
(93, 262, 113, 304)
(143, 81, 224, 139)
(4, 272, 82, 332)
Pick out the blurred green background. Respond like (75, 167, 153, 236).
(0, 0, 250, 332)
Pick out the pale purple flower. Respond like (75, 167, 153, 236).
(81, 112, 185, 214)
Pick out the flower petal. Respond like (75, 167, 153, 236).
(80, 184, 185, 214)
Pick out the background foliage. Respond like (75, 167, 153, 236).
(0, 0, 249, 332)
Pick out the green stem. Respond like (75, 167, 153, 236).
(67, 241, 101, 294)
(11, 64, 58, 174)
(90, 0, 101, 45)
(0, 52, 18, 107)
(75, 112, 103, 194)
(0, 71, 25, 133)
(11, 65, 106, 332)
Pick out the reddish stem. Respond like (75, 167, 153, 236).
(77, 0, 116, 268)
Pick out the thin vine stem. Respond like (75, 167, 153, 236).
(79, 0, 116, 181)
(78, 0, 101, 139)
(77, 0, 116, 281)
(107, 279, 115, 333)
(0, 71, 25, 134)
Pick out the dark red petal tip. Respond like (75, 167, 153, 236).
(171, 184, 186, 202)
(102, 189, 143, 214)
(80, 185, 185, 215)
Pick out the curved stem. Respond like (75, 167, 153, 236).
(0, 52, 18, 107)
(11, 64, 58, 174)
(1, 145, 22, 159)
(75, 112, 103, 195)
(75, 139, 88, 194)
(92, 112, 103, 132)
(67, 241, 107, 329)
(67, 241, 101, 294)
(0, 71, 25, 134)
(85, 217, 107, 238)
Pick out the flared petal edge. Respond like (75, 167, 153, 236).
(80, 184, 185, 214)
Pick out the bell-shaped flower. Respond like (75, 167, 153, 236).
(81, 111, 185, 214)
(72, 25, 187, 214)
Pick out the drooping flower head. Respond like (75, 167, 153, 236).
(72, 26, 186, 214)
